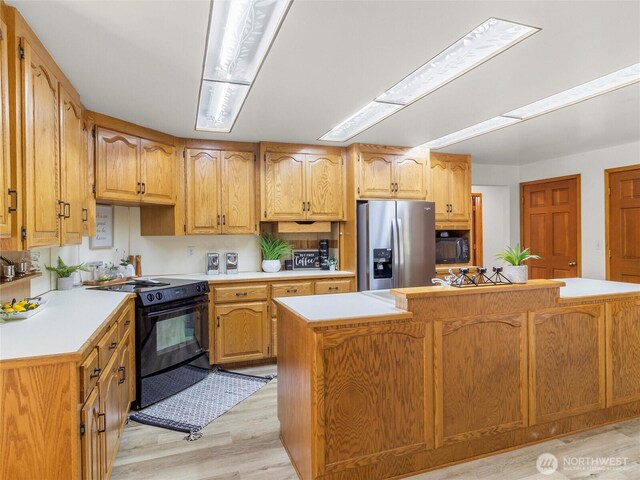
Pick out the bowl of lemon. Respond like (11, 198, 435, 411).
(1, 298, 47, 321)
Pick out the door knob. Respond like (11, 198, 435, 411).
(568, 261, 577, 266)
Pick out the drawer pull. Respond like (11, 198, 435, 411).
(286, 288, 298, 293)
(89, 368, 101, 379)
(235, 292, 248, 297)
(108, 341, 117, 350)
(118, 366, 126, 384)
(328, 286, 339, 291)
(217, 316, 220, 327)
(124, 320, 130, 327)
(98, 413, 106, 433)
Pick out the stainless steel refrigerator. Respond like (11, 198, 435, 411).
(357, 200, 436, 291)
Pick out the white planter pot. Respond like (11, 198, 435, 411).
(503, 265, 528, 284)
(57, 277, 74, 290)
(262, 260, 281, 273)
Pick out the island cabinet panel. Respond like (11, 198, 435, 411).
(606, 299, 640, 406)
(318, 321, 432, 473)
(528, 304, 606, 425)
(434, 313, 528, 447)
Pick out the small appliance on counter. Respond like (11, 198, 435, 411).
(225, 252, 238, 274)
(206, 253, 220, 275)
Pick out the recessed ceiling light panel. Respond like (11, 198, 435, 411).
(376, 18, 540, 106)
(504, 63, 640, 120)
(196, 0, 292, 132)
(319, 102, 402, 142)
(424, 116, 521, 149)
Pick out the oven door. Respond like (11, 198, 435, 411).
(137, 295, 209, 378)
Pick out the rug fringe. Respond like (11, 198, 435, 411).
(184, 431, 202, 441)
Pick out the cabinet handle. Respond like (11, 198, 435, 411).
(124, 320, 130, 327)
(306, 201, 310, 211)
(108, 341, 117, 350)
(137, 182, 141, 194)
(118, 366, 126, 384)
(302, 201, 306, 212)
(58, 200, 66, 218)
(217, 315, 220, 327)
(7, 189, 17, 213)
(97, 413, 106, 433)
(217, 215, 220, 226)
(82, 208, 88, 222)
(286, 288, 298, 293)
(222, 215, 226, 225)
(141, 183, 146, 194)
(328, 286, 339, 291)
(235, 292, 248, 297)
(64, 203, 71, 218)
(89, 367, 102, 379)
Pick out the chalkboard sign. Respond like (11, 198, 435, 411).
(292, 250, 321, 270)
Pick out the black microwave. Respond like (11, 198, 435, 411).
(435, 237, 470, 264)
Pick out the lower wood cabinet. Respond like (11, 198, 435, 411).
(214, 302, 270, 363)
(80, 388, 101, 480)
(606, 299, 640, 406)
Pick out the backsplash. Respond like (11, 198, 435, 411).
(31, 206, 261, 296)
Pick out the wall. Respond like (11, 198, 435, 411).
(31, 206, 261, 296)
(471, 185, 511, 268)
(519, 140, 640, 280)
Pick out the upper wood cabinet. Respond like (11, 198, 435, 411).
(261, 148, 345, 221)
(429, 152, 471, 230)
(186, 148, 256, 235)
(357, 149, 428, 200)
(0, 18, 13, 242)
(96, 127, 176, 205)
(22, 39, 61, 248)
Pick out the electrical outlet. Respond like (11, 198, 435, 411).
(187, 246, 195, 256)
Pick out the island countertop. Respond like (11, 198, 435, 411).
(558, 277, 640, 301)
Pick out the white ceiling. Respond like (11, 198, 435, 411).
(8, 0, 640, 165)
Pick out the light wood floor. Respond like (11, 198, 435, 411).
(113, 365, 640, 480)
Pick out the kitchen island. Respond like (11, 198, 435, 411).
(274, 279, 640, 480)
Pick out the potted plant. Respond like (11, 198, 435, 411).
(46, 256, 90, 290)
(259, 234, 292, 273)
(327, 256, 338, 271)
(495, 244, 541, 283)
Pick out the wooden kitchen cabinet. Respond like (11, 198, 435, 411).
(270, 281, 314, 357)
(214, 301, 270, 363)
(96, 127, 177, 205)
(358, 152, 427, 199)
(606, 300, 640, 406)
(0, 18, 12, 241)
(186, 148, 256, 235)
(80, 387, 101, 480)
(82, 111, 96, 236)
(261, 145, 345, 221)
(430, 152, 471, 230)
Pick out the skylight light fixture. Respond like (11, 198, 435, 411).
(423, 63, 640, 149)
(319, 17, 539, 142)
(196, 0, 292, 132)
(503, 63, 640, 120)
(424, 116, 521, 149)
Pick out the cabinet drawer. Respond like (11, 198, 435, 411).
(214, 284, 267, 303)
(97, 322, 119, 370)
(271, 281, 313, 317)
(118, 305, 133, 342)
(79, 347, 100, 403)
(315, 279, 352, 295)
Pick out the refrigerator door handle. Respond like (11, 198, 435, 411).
(397, 217, 405, 288)
(391, 217, 400, 288)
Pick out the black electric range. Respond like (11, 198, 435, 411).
(91, 278, 209, 306)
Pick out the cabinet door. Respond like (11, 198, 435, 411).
(429, 156, 449, 223)
(263, 152, 305, 220)
(140, 139, 176, 205)
(359, 153, 393, 198)
(448, 158, 471, 226)
(215, 302, 269, 363)
(99, 356, 121, 478)
(59, 86, 84, 245)
(83, 114, 96, 236)
(221, 151, 255, 234)
(117, 335, 131, 424)
(186, 148, 220, 234)
(0, 19, 11, 239)
(80, 388, 101, 480)
(306, 154, 344, 220)
(22, 39, 61, 248)
(394, 155, 427, 199)
(96, 127, 140, 202)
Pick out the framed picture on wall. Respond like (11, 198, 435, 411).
(90, 205, 114, 249)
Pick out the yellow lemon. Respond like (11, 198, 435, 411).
(12, 305, 26, 312)
(28, 304, 38, 310)
(2, 302, 11, 309)
(3, 308, 15, 313)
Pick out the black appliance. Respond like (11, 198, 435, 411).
(435, 236, 470, 264)
(91, 278, 210, 409)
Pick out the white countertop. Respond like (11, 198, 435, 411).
(163, 269, 355, 283)
(0, 288, 132, 362)
(558, 278, 640, 298)
(275, 292, 408, 323)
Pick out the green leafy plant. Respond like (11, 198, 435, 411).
(45, 256, 90, 278)
(327, 256, 338, 267)
(259, 234, 292, 260)
(496, 244, 541, 266)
